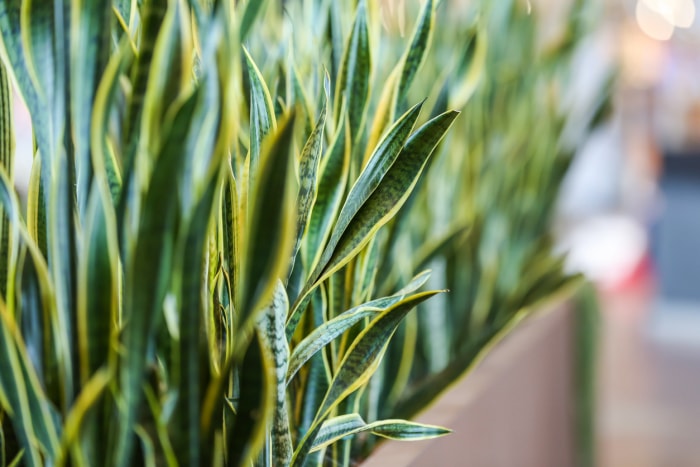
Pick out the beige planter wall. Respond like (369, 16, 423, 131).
(364, 303, 576, 467)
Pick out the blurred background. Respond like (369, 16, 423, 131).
(8, 0, 700, 465)
(552, 0, 700, 465)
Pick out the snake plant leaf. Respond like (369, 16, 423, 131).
(243, 46, 277, 176)
(0, 170, 62, 465)
(26, 155, 47, 256)
(364, 0, 436, 163)
(310, 413, 364, 452)
(227, 329, 275, 467)
(54, 369, 111, 466)
(172, 178, 219, 466)
(367, 419, 450, 441)
(396, 0, 436, 105)
(123, 0, 167, 161)
(287, 270, 431, 385)
(310, 413, 449, 452)
(289, 74, 329, 276)
(302, 111, 350, 283)
(317, 290, 442, 420)
(239, 0, 269, 42)
(48, 152, 79, 409)
(119, 0, 188, 255)
(291, 290, 443, 467)
(0, 304, 61, 466)
(115, 90, 200, 467)
(296, 287, 332, 439)
(77, 185, 118, 384)
(334, 0, 370, 142)
(316, 109, 459, 285)
(90, 35, 130, 205)
(221, 166, 240, 302)
(450, 27, 487, 109)
(70, 0, 112, 215)
(256, 282, 293, 467)
(286, 102, 436, 339)
(240, 112, 296, 331)
(11, 0, 56, 164)
(314, 101, 423, 280)
(289, 62, 315, 133)
(287, 304, 382, 386)
(0, 165, 61, 407)
(0, 61, 13, 300)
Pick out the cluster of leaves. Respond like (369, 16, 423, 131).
(0, 0, 609, 466)
(357, 0, 612, 448)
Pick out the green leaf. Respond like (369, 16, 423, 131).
(256, 282, 292, 467)
(239, 0, 269, 42)
(310, 414, 449, 452)
(317, 291, 441, 423)
(317, 110, 459, 286)
(115, 89, 201, 467)
(0, 170, 61, 466)
(240, 112, 296, 331)
(315, 101, 423, 280)
(302, 112, 350, 283)
(77, 184, 118, 384)
(0, 61, 13, 301)
(287, 271, 431, 385)
(286, 102, 425, 338)
(172, 178, 219, 466)
(221, 166, 240, 301)
(227, 330, 275, 467)
(289, 74, 329, 276)
(368, 419, 450, 441)
(396, 0, 436, 105)
(243, 46, 277, 176)
(310, 413, 364, 452)
(90, 34, 130, 207)
(2, 0, 55, 165)
(291, 290, 443, 466)
(334, 0, 371, 142)
(122, 0, 167, 168)
(70, 0, 112, 215)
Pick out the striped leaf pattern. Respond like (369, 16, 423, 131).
(0, 0, 606, 466)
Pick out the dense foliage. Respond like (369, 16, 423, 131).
(0, 0, 608, 465)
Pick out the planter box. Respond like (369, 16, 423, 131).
(364, 302, 576, 466)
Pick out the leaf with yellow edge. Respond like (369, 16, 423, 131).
(290, 290, 444, 467)
(310, 413, 450, 453)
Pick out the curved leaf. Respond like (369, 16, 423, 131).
(287, 270, 431, 384)
(291, 290, 443, 466)
(317, 110, 459, 286)
(287, 102, 425, 338)
(310, 413, 449, 453)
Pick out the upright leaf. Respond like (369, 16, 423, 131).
(334, 0, 371, 142)
(257, 282, 292, 467)
(289, 75, 329, 276)
(0, 61, 13, 300)
(70, 0, 112, 215)
(240, 113, 296, 331)
(243, 46, 277, 177)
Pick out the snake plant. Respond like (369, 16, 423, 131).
(0, 0, 608, 466)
